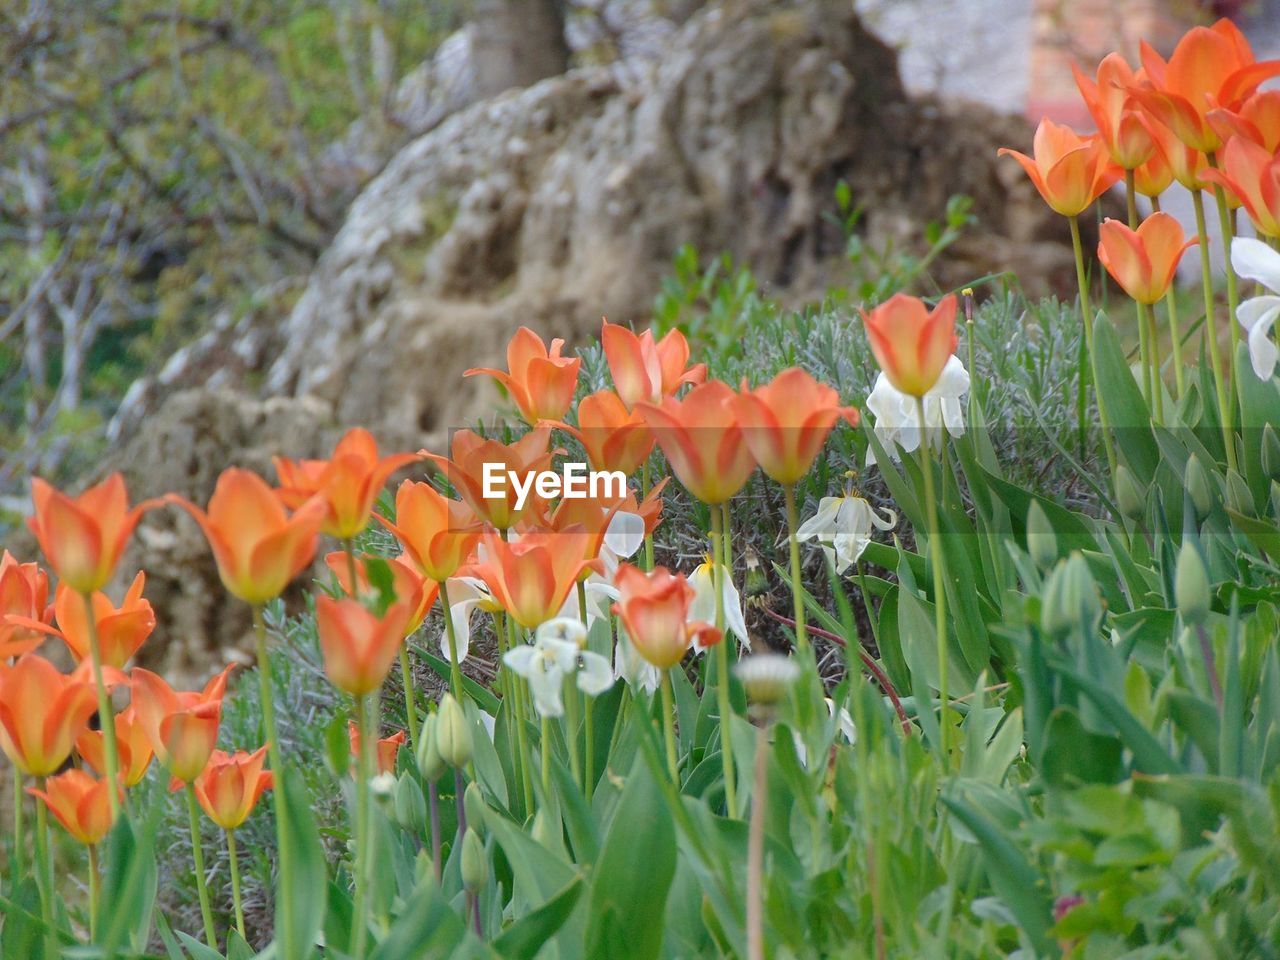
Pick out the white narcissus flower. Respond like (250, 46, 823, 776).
(865, 355, 969, 463)
(505, 618, 614, 718)
(795, 496, 897, 574)
(689, 560, 749, 651)
(438, 575, 502, 664)
(1232, 237, 1280, 380)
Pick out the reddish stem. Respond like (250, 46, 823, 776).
(763, 608, 912, 735)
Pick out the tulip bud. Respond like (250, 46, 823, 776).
(1184, 454, 1213, 519)
(1175, 542, 1210, 625)
(1264, 424, 1280, 481)
(1271, 480, 1280, 519)
(1114, 466, 1145, 521)
(1225, 469, 1253, 515)
(1041, 553, 1100, 637)
(435, 694, 473, 770)
(461, 827, 488, 894)
(1025, 501, 1057, 570)
(395, 774, 427, 832)
(464, 782, 486, 836)
(416, 714, 446, 781)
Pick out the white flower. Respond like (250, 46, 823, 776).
(795, 495, 897, 574)
(613, 627, 662, 694)
(438, 575, 500, 664)
(504, 631, 578, 718)
(865, 355, 969, 463)
(1232, 237, 1280, 380)
(575, 648, 615, 696)
(689, 560, 749, 651)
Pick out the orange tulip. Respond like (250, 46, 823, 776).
(601, 320, 707, 409)
(1201, 136, 1280, 239)
(274, 428, 420, 541)
(27, 473, 156, 595)
(131, 665, 235, 785)
(635, 381, 757, 505)
(998, 120, 1121, 217)
(13, 573, 155, 669)
(1098, 213, 1198, 305)
(27, 769, 119, 846)
(422, 427, 555, 531)
(347, 721, 406, 776)
(468, 531, 596, 628)
(0, 551, 52, 658)
(464, 326, 582, 424)
(1129, 19, 1280, 154)
(376, 480, 481, 582)
(861, 293, 959, 398)
(1132, 137, 1175, 199)
(193, 746, 273, 830)
(77, 705, 154, 788)
(545, 389, 655, 477)
(612, 564, 719, 670)
(1071, 54, 1155, 169)
(168, 468, 327, 605)
(0, 654, 98, 776)
(325, 551, 437, 635)
(316, 593, 417, 697)
(1208, 90, 1280, 153)
(731, 367, 858, 485)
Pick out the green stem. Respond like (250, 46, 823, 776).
(399, 646, 418, 755)
(507, 616, 535, 814)
(12, 771, 23, 882)
(252, 604, 295, 960)
(1069, 215, 1118, 477)
(351, 693, 371, 959)
(540, 716, 552, 798)
(1191, 189, 1238, 471)
(185, 784, 217, 947)
(81, 590, 122, 822)
(783, 484, 809, 656)
(1165, 287, 1186, 399)
(915, 396, 952, 766)
(710, 507, 738, 816)
(659, 670, 679, 784)
(1137, 292, 1154, 407)
(1207, 152, 1241, 362)
(343, 540, 360, 598)
(642, 458, 655, 570)
(227, 829, 246, 942)
(438, 579, 465, 703)
(88, 843, 99, 942)
(746, 723, 768, 960)
(1124, 169, 1139, 229)
(1141, 299, 1163, 421)
(34, 779, 54, 959)
(584, 693, 595, 801)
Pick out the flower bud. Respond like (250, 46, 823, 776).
(1264, 424, 1280, 481)
(1040, 553, 1100, 637)
(395, 773, 427, 832)
(1025, 501, 1057, 570)
(435, 694, 473, 770)
(734, 654, 800, 713)
(1114, 465, 1145, 521)
(1184, 454, 1213, 519)
(460, 827, 488, 894)
(1175, 542, 1210, 625)
(1271, 480, 1280, 519)
(415, 714, 446, 780)
(463, 781, 486, 837)
(1226, 469, 1253, 515)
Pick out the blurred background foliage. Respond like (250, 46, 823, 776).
(0, 0, 466, 500)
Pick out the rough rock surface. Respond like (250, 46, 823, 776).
(86, 0, 1092, 669)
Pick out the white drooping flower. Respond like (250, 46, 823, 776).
(438, 575, 502, 664)
(865, 355, 969, 462)
(613, 627, 662, 695)
(504, 618, 614, 718)
(795, 495, 897, 574)
(1231, 237, 1280, 380)
(689, 560, 749, 651)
